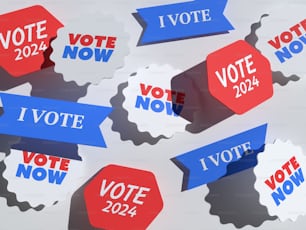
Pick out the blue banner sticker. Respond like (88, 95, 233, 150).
(135, 0, 234, 45)
(171, 124, 267, 191)
(0, 92, 112, 148)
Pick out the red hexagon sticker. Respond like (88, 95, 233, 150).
(207, 40, 273, 114)
(84, 164, 163, 230)
(0, 5, 63, 77)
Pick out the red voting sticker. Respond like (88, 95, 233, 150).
(207, 40, 273, 114)
(0, 5, 63, 77)
(84, 164, 163, 230)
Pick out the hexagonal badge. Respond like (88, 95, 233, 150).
(0, 5, 63, 77)
(84, 164, 163, 230)
(207, 40, 273, 114)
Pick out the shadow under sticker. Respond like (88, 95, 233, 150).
(205, 168, 277, 228)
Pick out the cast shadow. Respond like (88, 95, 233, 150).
(171, 60, 234, 134)
(205, 167, 277, 228)
(205, 147, 278, 228)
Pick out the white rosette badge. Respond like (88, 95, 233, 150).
(254, 139, 306, 221)
(51, 15, 129, 85)
(3, 149, 84, 207)
(256, 4, 306, 76)
(123, 64, 190, 138)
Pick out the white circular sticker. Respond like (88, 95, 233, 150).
(3, 149, 84, 207)
(51, 15, 129, 85)
(254, 139, 306, 221)
(122, 64, 190, 138)
(256, 4, 306, 76)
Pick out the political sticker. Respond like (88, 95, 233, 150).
(256, 5, 306, 76)
(254, 140, 306, 221)
(0, 92, 112, 147)
(267, 19, 306, 64)
(0, 5, 63, 77)
(172, 124, 267, 191)
(207, 40, 273, 114)
(51, 15, 129, 85)
(134, 0, 234, 45)
(3, 149, 84, 207)
(122, 64, 189, 138)
(84, 164, 163, 230)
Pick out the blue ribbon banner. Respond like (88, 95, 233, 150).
(135, 0, 234, 45)
(0, 93, 112, 148)
(171, 124, 267, 191)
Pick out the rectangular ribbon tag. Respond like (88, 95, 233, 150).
(135, 0, 234, 45)
(171, 124, 267, 190)
(0, 92, 112, 147)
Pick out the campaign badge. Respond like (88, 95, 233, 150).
(254, 140, 306, 221)
(256, 5, 306, 76)
(0, 5, 63, 76)
(84, 164, 163, 230)
(122, 64, 189, 138)
(51, 15, 129, 85)
(207, 40, 273, 114)
(135, 0, 234, 45)
(3, 149, 84, 207)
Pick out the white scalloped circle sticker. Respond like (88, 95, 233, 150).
(254, 140, 306, 221)
(51, 15, 129, 85)
(256, 4, 306, 76)
(122, 64, 190, 138)
(3, 149, 84, 207)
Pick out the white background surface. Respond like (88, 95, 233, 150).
(0, 0, 306, 229)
